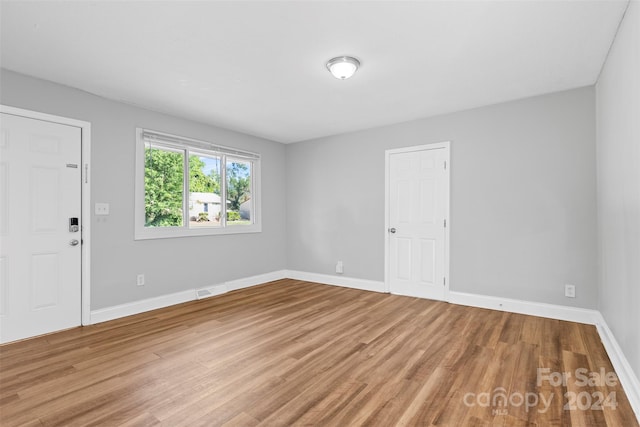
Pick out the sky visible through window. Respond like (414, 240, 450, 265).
(199, 156, 250, 180)
(201, 156, 220, 177)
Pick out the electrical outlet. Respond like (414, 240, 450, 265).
(95, 203, 110, 216)
(565, 284, 575, 298)
(336, 261, 343, 274)
(137, 274, 145, 286)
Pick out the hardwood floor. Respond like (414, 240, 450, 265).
(1, 279, 637, 426)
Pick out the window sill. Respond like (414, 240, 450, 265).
(134, 224, 262, 240)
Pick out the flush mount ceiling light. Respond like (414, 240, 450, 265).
(326, 56, 361, 80)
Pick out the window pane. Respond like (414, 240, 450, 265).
(226, 159, 252, 225)
(189, 154, 222, 228)
(144, 146, 184, 227)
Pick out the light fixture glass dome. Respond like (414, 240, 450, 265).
(326, 56, 360, 80)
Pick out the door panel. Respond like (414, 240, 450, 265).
(419, 239, 436, 283)
(31, 253, 60, 309)
(32, 166, 60, 232)
(419, 179, 436, 223)
(388, 146, 448, 300)
(0, 113, 82, 343)
(397, 237, 412, 280)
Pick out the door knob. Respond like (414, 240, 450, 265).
(388, 227, 396, 234)
(70, 239, 79, 246)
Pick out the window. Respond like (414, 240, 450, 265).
(135, 128, 261, 239)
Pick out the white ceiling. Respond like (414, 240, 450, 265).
(0, 1, 628, 144)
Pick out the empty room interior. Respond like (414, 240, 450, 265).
(0, 1, 639, 426)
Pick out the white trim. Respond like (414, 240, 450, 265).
(384, 141, 451, 299)
(593, 312, 640, 421)
(90, 270, 288, 324)
(0, 105, 92, 327)
(285, 270, 386, 293)
(449, 291, 600, 324)
(90, 289, 196, 324)
(226, 270, 287, 291)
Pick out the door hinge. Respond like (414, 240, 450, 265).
(443, 277, 446, 286)
(444, 219, 447, 228)
(444, 160, 447, 170)
(84, 164, 88, 184)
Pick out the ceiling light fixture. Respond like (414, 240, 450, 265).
(326, 56, 360, 80)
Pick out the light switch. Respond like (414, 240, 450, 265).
(95, 203, 110, 216)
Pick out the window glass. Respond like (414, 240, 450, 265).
(226, 159, 252, 225)
(144, 145, 184, 227)
(189, 154, 222, 228)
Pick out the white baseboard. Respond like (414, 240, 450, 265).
(90, 270, 288, 324)
(593, 312, 640, 421)
(448, 291, 600, 325)
(285, 270, 386, 293)
(90, 289, 196, 324)
(226, 270, 288, 291)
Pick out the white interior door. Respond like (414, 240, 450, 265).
(0, 113, 82, 343)
(387, 144, 449, 300)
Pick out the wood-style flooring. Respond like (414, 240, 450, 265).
(1, 279, 637, 426)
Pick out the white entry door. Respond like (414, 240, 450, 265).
(0, 113, 82, 343)
(387, 143, 449, 300)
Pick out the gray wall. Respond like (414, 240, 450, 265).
(596, 1, 640, 382)
(1, 69, 600, 313)
(287, 87, 598, 308)
(0, 69, 287, 310)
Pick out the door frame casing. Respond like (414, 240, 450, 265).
(1, 105, 92, 326)
(384, 141, 451, 299)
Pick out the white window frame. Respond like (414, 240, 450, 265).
(134, 128, 261, 240)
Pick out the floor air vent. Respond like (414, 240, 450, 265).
(195, 284, 228, 300)
(196, 289, 213, 299)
